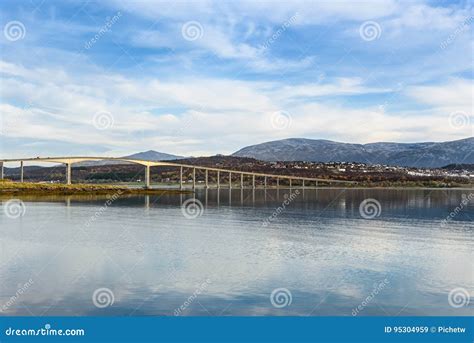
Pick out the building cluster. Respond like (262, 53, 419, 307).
(267, 161, 474, 180)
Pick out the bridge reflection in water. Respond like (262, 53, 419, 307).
(55, 188, 314, 210)
(174, 187, 308, 209)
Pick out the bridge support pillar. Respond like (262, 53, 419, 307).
(205, 169, 208, 189)
(20, 161, 24, 182)
(145, 165, 150, 189)
(192, 168, 196, 190)
(217, 171, 220, 189)
(264, 176, 267, 189)
(229, 172, 232, 189)
(289, 178, 292, 189)
(0, 162, 3, 179)
(276, 177, 279, 188)
(302, 179, 305, 189)
(179, 166, 183, 190)
(66, 163, 71, 185)
(252, 174, 255, 189)
(240, 173, 243, 189)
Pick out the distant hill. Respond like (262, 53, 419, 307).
(125, 150, 184, 161)
(76, 150, 184, 166)
(232, 137, 474, 168)
(168, 155, 260, 167)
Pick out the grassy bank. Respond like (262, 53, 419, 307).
(0, 180, 188, 196)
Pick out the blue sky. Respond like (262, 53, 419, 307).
(0, 0, 472, 158)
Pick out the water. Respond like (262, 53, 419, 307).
(0, 188, 473, 316)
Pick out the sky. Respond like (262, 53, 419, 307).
(0, 0, 473, 158)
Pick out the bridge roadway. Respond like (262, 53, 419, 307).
(0, 156, 356, 189)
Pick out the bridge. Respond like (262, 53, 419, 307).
(0, 156, 356, 189)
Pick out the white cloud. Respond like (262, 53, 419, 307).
(1, 0, 472, 157)
(275, 77, 392, 99)
(385, 3, 470, 31)
(108, 0, 400, 24)
(406, 78, 473, 109)
(1, 60, 471, 157)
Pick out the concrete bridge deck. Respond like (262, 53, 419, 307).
(0, 156, 356, 189)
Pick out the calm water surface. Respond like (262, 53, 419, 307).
(0, 188, 473, 316)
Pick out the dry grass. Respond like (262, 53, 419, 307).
(0, 180, 187, 195)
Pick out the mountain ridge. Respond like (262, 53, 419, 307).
(124, 150, 184, 161)
(232, 137, 474, 168)
(75, 150, 184, 166)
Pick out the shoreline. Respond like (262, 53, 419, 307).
(0, 181, 190, 196)
(1, 184, 472, 198)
